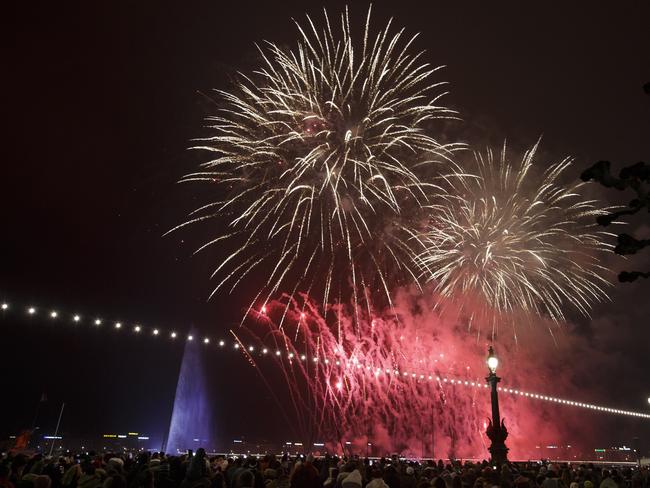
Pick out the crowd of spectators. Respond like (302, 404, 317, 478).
(1, 449, 648, 488)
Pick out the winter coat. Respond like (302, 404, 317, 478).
(78, 474, 103, 488)
(399, 475, 415, 488)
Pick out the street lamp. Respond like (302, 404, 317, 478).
(485, 345, 508, 464)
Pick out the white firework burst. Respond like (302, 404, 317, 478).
(417, 141, 612, 330)
(172, 7, 463, 317)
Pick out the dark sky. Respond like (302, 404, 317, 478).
(3, 1, 649, 452)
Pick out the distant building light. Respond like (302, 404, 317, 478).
(285, 442, 292, 445)
(313, 442, 324, 447)
(128, 432, 139, 436)
(117, 435, 127, 439)
(137, 436, 149, 440)
(294, 442, 303, 446)
(44, 436, 63, 440)
(193, 438, 200, 442)
(103, 434, 117, 438)
(233, 440, 243, 443)
(345, 441, 351, 445)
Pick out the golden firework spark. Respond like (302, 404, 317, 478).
(418, 141, 612, 331)
(171, 7, 463, 317)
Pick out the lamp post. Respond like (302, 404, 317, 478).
(485, 346, 508, 464)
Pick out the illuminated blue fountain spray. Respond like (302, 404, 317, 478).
(164, 331, 212, 453)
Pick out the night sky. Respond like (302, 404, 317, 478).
(3, 1, 650, 453)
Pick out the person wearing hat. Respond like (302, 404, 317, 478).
(263, 467, 279, 488)
(341, 470, 362, 488)
(366, 470, 388, 488)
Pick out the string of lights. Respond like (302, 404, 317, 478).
(2, 300, 649, 420)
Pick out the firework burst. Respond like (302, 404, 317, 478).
(238, 294, 487, 458)
(417, 141, 612, 333)
(171, 7, 463, 317)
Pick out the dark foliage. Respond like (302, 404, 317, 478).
(580, 84, 649, 282)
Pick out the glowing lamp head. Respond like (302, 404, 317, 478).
(73, 315, 81, 322)
(28, 307, 36, 315)
(187, 335, 193, 341)
(50, 311, 58, 318)
(134, 325, 141, 332)
(647, 397, 650, 405)
(260, 305, 267, 314)
(170, 331, 177, 338)
(94, 319, 102, 326)
(203, 338, 210, 344)
(487, 346, 499, 373)
(1, 303, 8, 310)
(115, 322, 122, 329)
(152, 329, 159, 335)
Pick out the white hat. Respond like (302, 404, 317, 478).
(342, 470, 363, 488)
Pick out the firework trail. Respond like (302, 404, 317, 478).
(171, 7, 463, 319)
(240, 293, 486, 459)
(237, 292, 600, 459)
(417, 141, 612, 337)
